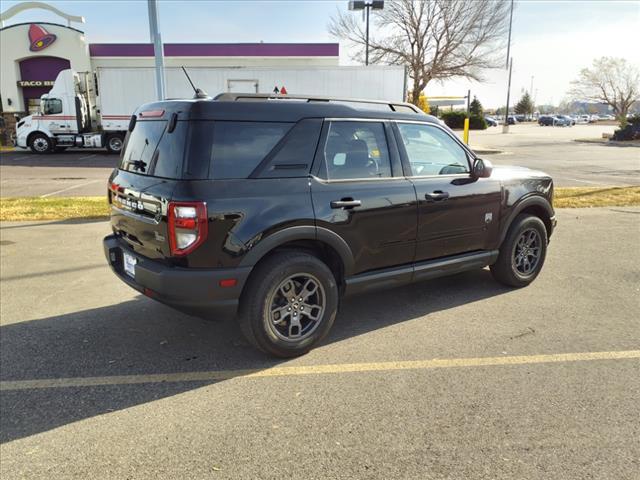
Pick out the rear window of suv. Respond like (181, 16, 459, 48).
(120, 120, 187, 179)
(185, 121, 293, 179)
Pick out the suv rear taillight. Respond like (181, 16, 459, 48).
(167, 201, 208, 256)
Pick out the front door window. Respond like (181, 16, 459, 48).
(396, 123, 470, 177)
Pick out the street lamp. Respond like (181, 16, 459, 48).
(348, 0, 384, 66)
(502, 0, 514, 133)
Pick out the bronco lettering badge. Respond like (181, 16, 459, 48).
(118, 196, 144, 212)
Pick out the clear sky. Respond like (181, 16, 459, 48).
(2, 0, 639, 108)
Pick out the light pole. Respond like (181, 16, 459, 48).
(348, 1, 384, 66)
(502, 0, 514, 133)
(147, 0, 165, 100)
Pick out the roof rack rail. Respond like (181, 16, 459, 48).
(213, 93, 424, 114)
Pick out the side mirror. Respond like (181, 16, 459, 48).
(472, 158, 493, 178)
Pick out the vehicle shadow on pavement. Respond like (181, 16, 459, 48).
(0, 269, 509, 443)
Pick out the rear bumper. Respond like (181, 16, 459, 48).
(103, 235, 251, 319)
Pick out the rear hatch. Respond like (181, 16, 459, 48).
(109, 108, 187, 260)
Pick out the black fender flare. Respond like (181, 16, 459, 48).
(499, 195, 554, 244)
(238, 225, 355, 276)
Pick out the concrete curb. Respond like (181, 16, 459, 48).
(573, 139, 640, 148)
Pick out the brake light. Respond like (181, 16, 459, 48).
(138, 109, 164, 118)
(167, 201, 208, 256)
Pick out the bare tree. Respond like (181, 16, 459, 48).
(569, 57, 640, 124)
(329, 0, 511, 105)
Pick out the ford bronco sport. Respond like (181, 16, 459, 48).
(104, 94, 556, 357)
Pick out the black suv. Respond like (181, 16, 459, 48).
(104, 94, 556, 357)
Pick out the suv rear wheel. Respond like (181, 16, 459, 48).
(239, 251, 339, 358)
(491, 214, 548, 288)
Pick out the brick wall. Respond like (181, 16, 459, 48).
(0, 112, 21, 146)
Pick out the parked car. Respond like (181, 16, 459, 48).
(556, 115, 575, 126)
(538, 115, 556, 126)
(506, 115, 518, 125)
(576, 115, 589, 124)
(104, 93, 556, 357)
(485, 116, 498, 127)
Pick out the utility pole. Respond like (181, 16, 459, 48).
(530, 75, 534, 96)
(147, 0, 165, 100)
(505, 0, 514, 69)
(365, 5, 370, 65)
(502, 0, 514, 133)
(503, 58, 513, 133)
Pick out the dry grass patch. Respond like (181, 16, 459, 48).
(0, 188, 638, 221)
(554, 186, 640, 208)
(0, 196, 108, 221)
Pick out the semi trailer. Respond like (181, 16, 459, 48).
(15, 65, 408, 154)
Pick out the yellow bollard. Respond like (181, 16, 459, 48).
(463, 117, 470, 144)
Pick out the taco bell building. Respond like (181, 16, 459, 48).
(0, 2, 339, 141)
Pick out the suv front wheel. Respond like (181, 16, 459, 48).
(239, 251, 339, 357)
(491, 214, 548, 288)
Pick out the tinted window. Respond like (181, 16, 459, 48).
(254, 119, 322, 178)
(397, 123, 469, 176)
(186, 121, 292, 179)
(120, 120, 166, 175)
(323, 121, 391, 180)
(152, 121, 188, 179)
(43, 98, 62, 115)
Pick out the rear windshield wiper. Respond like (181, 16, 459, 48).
(124, 160, 147, 172)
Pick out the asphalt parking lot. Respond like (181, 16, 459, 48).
(464, 123, 640, 187)
(1, 208, 639, 479)
(1, 123, 638, 198)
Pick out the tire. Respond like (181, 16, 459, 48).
(105, 133, 124, 154)
(29, 133, 52, 154)
(238, 251, 339, 358)
(490, 214, 548, 288)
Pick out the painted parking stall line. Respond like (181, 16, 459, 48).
(1, 350, 639, 392)
(39, 179, 102, 198)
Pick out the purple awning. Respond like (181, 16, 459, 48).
(89, 43, 339, 57)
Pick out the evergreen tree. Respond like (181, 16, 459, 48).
(515, 92, 534, 115)
(469, 96, 483, 116)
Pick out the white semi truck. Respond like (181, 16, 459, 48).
(15, 65, 407, 154)
(15, 69, 132, 154)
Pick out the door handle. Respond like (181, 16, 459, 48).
(425, 191, 450, 202)
(330, 198, 362, 209)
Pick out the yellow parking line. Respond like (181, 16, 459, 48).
(1, 350, 639, 392)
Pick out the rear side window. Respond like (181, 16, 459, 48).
(252, 119, 323, 178)
(186, 121, 292, 179)
(120, 120, 166, 175)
